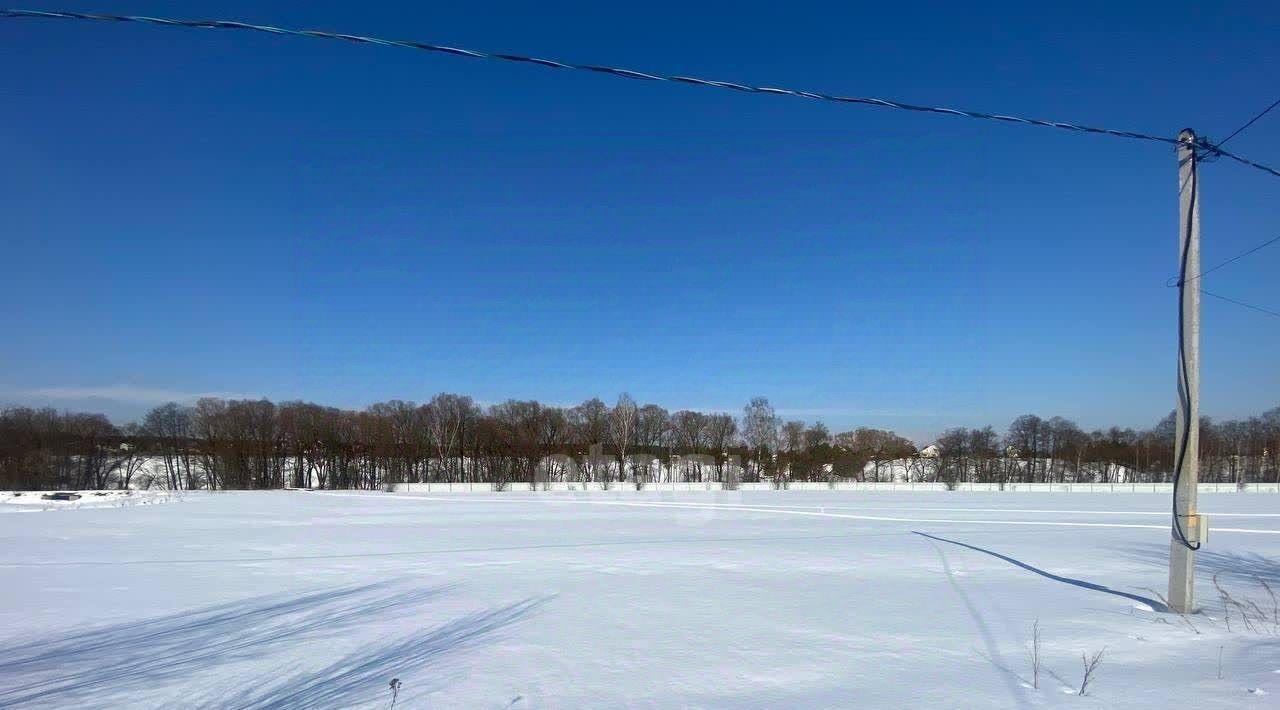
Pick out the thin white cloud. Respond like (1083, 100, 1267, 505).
(669, 405, 956, 419)
(9, 385, 253, 405)
(774, 407, 958, 419)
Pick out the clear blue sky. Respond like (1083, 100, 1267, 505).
(2, 1, 1278, 441)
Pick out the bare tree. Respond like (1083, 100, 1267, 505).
(111, 423, 150, 490)
(1029, 619, 1041, 689)
(425, 393, 476, 483)
(142, 402, 194, 490)
(851, 428, 916, 482)
(609, 394, 638, 483)
(1078, 647, 1105, 696)
(777, 420, 805, 488)
(741, 397, 780, 482)
(9, 393, 1280, 492)
(1007, 414, 1045, 482)
(570, 398, 609, 448)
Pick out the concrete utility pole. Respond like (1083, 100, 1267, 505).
(1168, 128, 1202, 614)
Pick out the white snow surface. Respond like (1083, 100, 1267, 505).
(2, 490, 1279, 708)
(1, 490, 177, 511)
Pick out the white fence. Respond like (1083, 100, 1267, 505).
(388, 481, 1280, 494)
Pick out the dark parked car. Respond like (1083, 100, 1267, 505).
(41, 492, 82, 501)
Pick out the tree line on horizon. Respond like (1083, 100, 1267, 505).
(1, 394, 1278, 491)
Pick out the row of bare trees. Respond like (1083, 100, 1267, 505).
(932, 409, 1280, 486)
(3, 396, 1279, 490)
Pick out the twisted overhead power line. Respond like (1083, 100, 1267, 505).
(0, 10, 1172, 143)
(3, 8, 1278, 179)
(1204, 143, 1280, 179)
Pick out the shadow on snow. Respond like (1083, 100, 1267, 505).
(208, 597, 549, 709)
(0, 580, 487, 707)
(914, 531, 1168, 612)
(1120, 544, 1280, 588)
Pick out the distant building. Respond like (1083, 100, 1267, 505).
(919, 444, 941, 458)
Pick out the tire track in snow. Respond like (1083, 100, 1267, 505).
(320, 492, 1280, 535)
(0, 529, 1045, 567)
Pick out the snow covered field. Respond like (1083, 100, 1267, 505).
(2, 491, 1279, 708)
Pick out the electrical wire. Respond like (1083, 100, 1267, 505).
(8, 9, 1280, 179)
(1172, 143, 1200, 551)
(1160, 223, 1280, 321)
(0, 8, 1208, 148)
(3, 17, 1274, 340)
(1201, 143, 1280, 180)
(1200, 288, 1280, 319)
(1166, 232, 1280, 287)
(1215, 96, 1280, 150)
